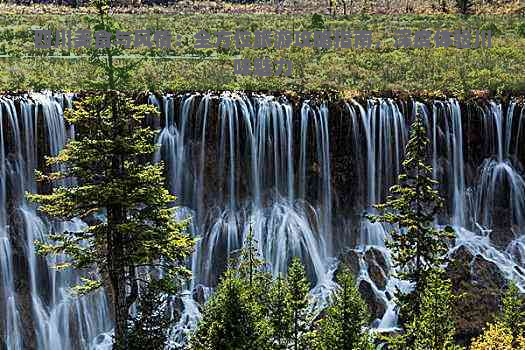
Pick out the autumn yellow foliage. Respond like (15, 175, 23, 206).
(470, 323, 525, 350)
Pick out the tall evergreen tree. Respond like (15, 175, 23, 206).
(268, 275, 293, 349)
(367, 114, 454, 322)
(29, 1, 193, 348)
(286, 257, 312, 350)
(317, 264, 374, 350)
(191, 229, 273, 350)
(189, 269, 270, 350)
(237, 226, 266, 287)
(391, 270, 460, 350)
(127, 283, 174, 350)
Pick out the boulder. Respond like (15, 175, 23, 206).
(358, 279, 386, 321)
(364, 247, 389, 290)
(471, 255, 506, 289)
(446, 245, 507, 345)
(192, 284, 207, 305)
(489, 225, 516, 251)
(337, 248, 360, 278)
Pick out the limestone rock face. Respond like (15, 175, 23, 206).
(358, 279, 386, 321)
(364, 247, 389, 290)
(337, 247, 389, 321)
(446, 245, 507, 344)
(337, 248, 360, 278)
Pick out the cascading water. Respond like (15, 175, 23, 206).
(0, 93, 111, 350)
(1, 92, 525, 349)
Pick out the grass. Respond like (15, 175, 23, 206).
(0, 12, 523, 91)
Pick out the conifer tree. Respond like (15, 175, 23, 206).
(317, 264, 374, 350)
(237, 226, 265, 287)
(28, 1, 193, 348)
(191, 230, 274, 350)
(391, 270, 460, 350)
(286, 257, 312, 350)
(367, 114, 454, 322)
(127, 283, 174, 350)
(189, 269, 270, 350)
(268, 275, 293, 349)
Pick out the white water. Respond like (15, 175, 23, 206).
(1, 93, 525, 348)
(0, 93, 111, 350)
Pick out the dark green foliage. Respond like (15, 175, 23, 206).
(367, 115, 454, 322)
(286, 257, 313, 350)
(28, 1, 193, 348)
(127, 284, 174, 350)
(268, 276, 293, 349)
(237, 227, 266, 286)
(390, 270, 460, 350)
(500, 282, 525, 339)
(310, 13, 325, 30)
(518, 21, 525, 38)
(192, 255, 319, 350)
(189, 269, 271, 350)
(190, 231, 273, 350)
(455, 0, 473, 14)
(317, 264, 374, 350)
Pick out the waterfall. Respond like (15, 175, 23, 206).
(0, 93, 111, 350)
(1, 92, 525, 348)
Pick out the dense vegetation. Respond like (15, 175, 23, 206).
(188, 110, 525, 350)
(28, 2, 194, 348)
(0, 12, 523, 90)
(4, 1, 524, 349)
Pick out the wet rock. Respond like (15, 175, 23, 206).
(172, 295, 185, 321)
(83, 214, 104, 227)
(489, 225, 516, 251)
(192, 284, 207, 305)
(488, 192, 516, 249)
(338, 247, 388, 290)
(364, 247, 388, 290)
(358, 279, 386, 321)
(364, 247, 388, 272)
(471, 255, 506, 289)
(337, 248, 360, 278)
(446, 245, 506, 344)
(366, 261, 387, 290)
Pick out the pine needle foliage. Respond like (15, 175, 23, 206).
(390, 270, 461, 350)
(189, 269, 271, 350)
(27, 1, 194, 348)
(287, 257, 313, 350)
(317, 264, 374, 350)
(500, 282, 525, 340)
(367, 115, 455, 321)
(127, 284, 174, 350)
(268, 275, 293, 349)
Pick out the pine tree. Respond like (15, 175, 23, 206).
(367, 114, 454, 323)
(237, 226, 265, 287)
(286, 257, 312, 350)
(28, 1, 193, 348)
(127, 283, 174, 350)
(317, 264, 374, 350)
(392, 270, 461, 350)
(189, 269, 270, 350)
(268, 275, 293, 349)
